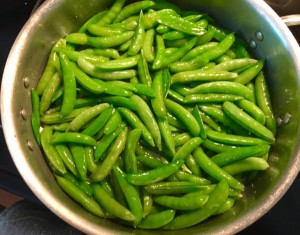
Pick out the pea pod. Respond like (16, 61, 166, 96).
(69, 144, 87, 180)
(124, 128, 142, 174)
(255, 72, 277, 134)
(90, 126, 128, 181)
(130, 95, 162, 150)
(223, 101, 275, 142)
(193, 147, 244, 191)
(137, 209, 176, 229)
(92, 184, 136, 222)
(55, 175, 105, 218)
(59, 52, 77, 116)
(128, 11, 145, 56)
(31, 89, 41, 145)
(55, 144, 77, 176)
(126, 160, 184, 186)
(165, 99, 200, 137)
(162, 180, 229, 229)
(113, 166, 143, 226)
(210, 144, 270, 167)
(118, 107, 155, 147)
(153, 194, 209, 210)
(52, 132, 97, 146)
(40, 127, 66, 175)
(172, 137, 202, 162)
(67, 103, 110, 132)
(151, 71, 167, 119)
(144, 181, 213, 195)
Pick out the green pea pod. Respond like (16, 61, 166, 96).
(59, 52, 77, 116)
(200, 105, 250, 136)
(69, 144, 87, 180)
(84, 146, 97, 173)
(161, 37, 198, 67)
(202, 139, 237, 153)
(151, 71, 167, 119)
(130, 95, 162, 150)
(206, 128, 269, 146)
(94, 0, 125, 26)
(39, 72, 62, 115)
(172, 137, 202, 162)
(234, 60, 264, 84)
(211, 58, 257, 71)
(82, 105, 114, 136)
(236, 99, 266, 125)
(171, 70, 238, 84)
(40, 127, 67, 175)
(103, 110, 123, 135)
(95, 55, 139, 70)
(158, 118, 176, 156)
(185, 155, 202, 177)
(52, 132, 97, 146)
(77, 57, 137, 80)
(152, 34, 165, 70)
(71, 62, 106, 94)
(255, 72, 277, 134)
(127, 160, 184, 186)
(136, 154, 165, 169)
(101, 96, 137, 111)
(41, 107, 88, 125)
(92, 184, 136, 222)
(144, 181, 214, 195)
(187, 81, 253, 101)
(124, 128, 142, 174)
(128, 11, 145, 56)
(173, 132, 192, 146)
(142, 28, 156, 63)
(118, 107, 155, 147)
(223, 101, 275, 143)
(142, 189, 153, 218)
(162, 180, 229, 229)
(137, 51, 153, 87)
(113, 1, 155, 23)
(210, 144, 270, 167)
(165, 99, 200, 137)
(67, 103, 110, 132)
(31, 89, 41, 145)
(181, 41, 219, 61)
(192, 106, 207, 139)
(137, 209, 176, 229)
(113, 166, 143, 226)
(156, 12, 206, 36)
(90, 126, 128, 181)
(55, 144, 77, 177)
(174, 171, 209, 185)
(154, 194, 209, 210)
(192, 147, 244, 191)
(55, 175, 105, 218)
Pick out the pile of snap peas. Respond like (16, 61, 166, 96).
(31, 0, 277, 230)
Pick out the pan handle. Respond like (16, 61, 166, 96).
(281, 14, 300, 26)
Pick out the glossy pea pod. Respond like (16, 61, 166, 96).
(137, 209, 176, 229)
(55, 175, 105, 218)
(223, 101, 275, 143)
(31, 89, 41, 145)
(126, 160, 184, 186)
(90, 126, 128, 182)
(192, 147, 244, 191)
(113, 166, 143, 226)
(162, 180, 229, 229)
(59, 52, 77, 116)
(172, 137, 203, 162)
(124, 128, 142, 174)
(40, 126, 67, 175)
(92, 183, 136, 222)
(130, 95, 162, 150)
(69, 144, 87, 180)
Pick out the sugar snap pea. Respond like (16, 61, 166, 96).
(52, 132, 97, 146)
(137, 209, 176, 229)
(223, 101, 275, 142)
(55, 175, 105, 218)
(162, 180, 229, 229)
(31, 89, 41, 145)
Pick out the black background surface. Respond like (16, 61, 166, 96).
(0, 1, 299, 234)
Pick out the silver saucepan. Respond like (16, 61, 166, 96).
(2, 0, 300, 234)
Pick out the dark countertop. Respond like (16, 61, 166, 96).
(0, 1, 299, 234)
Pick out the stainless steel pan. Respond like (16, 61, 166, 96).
(2, 0, 300, 234)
